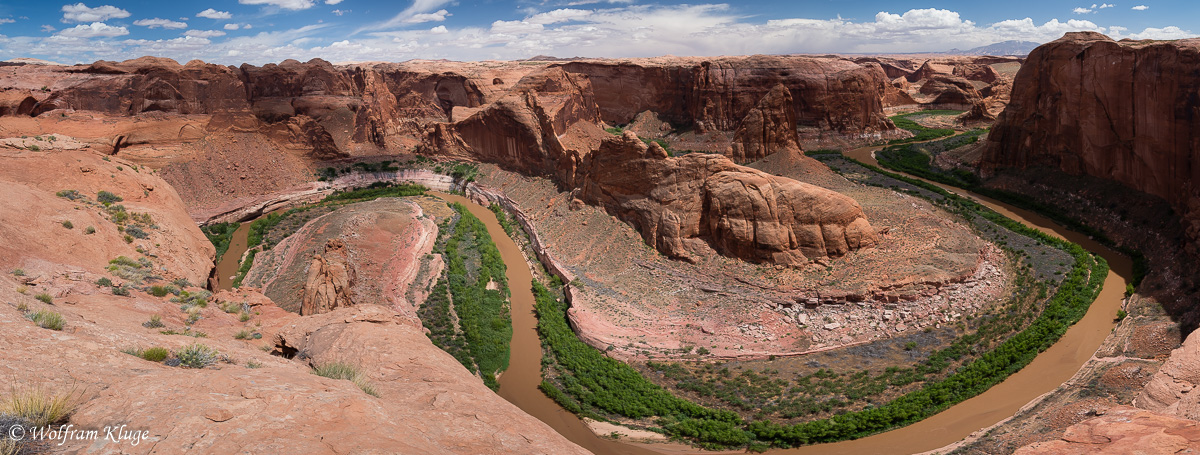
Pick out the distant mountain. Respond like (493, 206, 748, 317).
(947, 41, 1042, 57)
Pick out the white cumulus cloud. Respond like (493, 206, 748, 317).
(1099, 3, 1115, 8)
(133, 18, 188, 29)
(1132, 5, 1149, 10)
(326, 0, 343, 4)
(405, 9, 450, 24)
(57, 21, 129, 37)
(197, 9, 233, 20)
(1073, 7, 1093, 14)
(1126, 26, 1193, 40)
(238, 0, 317, 11)
(429, 25, 448, 34)
(61, 3, 130, 23)
(184, 29, 226, 38)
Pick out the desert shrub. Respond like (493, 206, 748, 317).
(55, 189, 85, 201)
(246, 360, 263, 369)
(106, 256, 156, 284)
(175, 344, 219, 369)
(148, 285, 171, 297)
(234, 329, 253, 340)
(84, 226, 96, 234)
(11, 269, 24, 277)
(34, 293, 52, 304)
(96, 190, 122, 204)
(312, 362, 379, 397)
(61, 220, 73, 229)
(1, 386, 76, 427)
(111, 285, 130, 296)
(239, 312, 252, 322)
(26, 310, 64, 330)
(125, 225, 149, 239)
(142, 314, 164, 328)
(140, 347, 169, 362)
(15, 302, 28, 312)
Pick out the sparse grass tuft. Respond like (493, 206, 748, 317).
(312, 362, 379, 397)
(1, 385, 76, 427)
(26, 310, 64, 330)
(33, 293, 52, 304)
(61, 220, 73, 229)
(142, 314, 164, 328)
(175, 344, 219, 369)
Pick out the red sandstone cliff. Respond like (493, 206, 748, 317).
(981, 32, 1200, 246)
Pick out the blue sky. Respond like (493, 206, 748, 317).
(0, 0, 1193, 64)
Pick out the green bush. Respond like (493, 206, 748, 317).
(26, 310, 65, 330)
(34, 293, 52, 304)
(61, 220, 73, 229)
(141, 347, 169, 362)
(95, 277, 112, 287)
(84, 226, 96, 234)
(175, 344, 219, 368)
(148, 285, 171, 297)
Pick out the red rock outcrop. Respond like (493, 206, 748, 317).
(576, 131, 878, 265)
(301, 238, 356, 315)
(1013, 406, 1200, 454)
(981, 32, 1200, 248)
(729, 83, 803, 163)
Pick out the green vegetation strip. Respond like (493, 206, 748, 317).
(873, 133, 1147, 286)
(533, 151, 1109, 449)
(418, 202, 512, 390)
(887, 111, 958, 145)
(200, 222, 239, 263)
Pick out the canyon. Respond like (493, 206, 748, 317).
(4, 30, 1200, 455)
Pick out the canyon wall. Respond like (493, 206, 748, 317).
(982, 32, 1200, 248)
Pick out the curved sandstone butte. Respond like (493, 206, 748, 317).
(577, 131, 877, 264)
(982, 32, 1200, 246)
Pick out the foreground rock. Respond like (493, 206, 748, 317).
(1013, 406, 1200, 454)
(0, 148, 585, 455)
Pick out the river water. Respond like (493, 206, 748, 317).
(215, 160, 1129, 454)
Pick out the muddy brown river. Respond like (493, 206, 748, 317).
(215, 162, 1129, 454)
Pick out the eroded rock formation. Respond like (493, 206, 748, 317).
(982, 32, 1200, 250)
(730, 84, 802, 163)
(301, 238, 356, 315)
(577, 131, 878, 265)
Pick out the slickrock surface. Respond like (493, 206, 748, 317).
(1013, 406, 1200, 454)
(0, 146, 585, 453)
